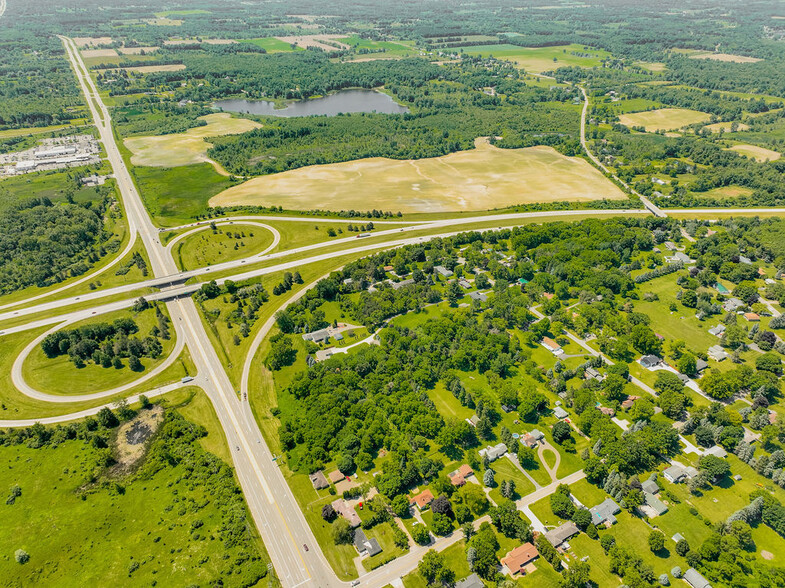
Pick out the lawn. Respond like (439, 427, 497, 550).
(209, 141, 627, 213)
(0, 397, 274, 587)
(174, 223, 276, 270)
(461, 43, 611, 73)
(618, 108, 712, 132)
(133, 162, 233, 226)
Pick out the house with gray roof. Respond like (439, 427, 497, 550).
(640, 355, 662, 369)
(695, 358, 709, 373)
(705, 445, 727, 458)
(663, 464, 686, 483)
(708, 324, 725, 337)
(641, 480, 659, 495)
(434, 265, 454, 278)
(468, 291, 487, 303)
(708, 345, 728, 362)
(353, 528, 382, 557)
(640, 491, 668, 517)
(553, 407, 569, 420)
(455, 573, 484, 588)
(544, 521, 579, 547)
(479, 443, 508, 462)
(723, 298, 745, 312)
(302, 328, 331, 344)
(589, 498, 620, 526)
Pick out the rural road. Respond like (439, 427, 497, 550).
(1, 32, 784, 588)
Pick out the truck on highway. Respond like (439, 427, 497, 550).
(356, 233, 371, 238)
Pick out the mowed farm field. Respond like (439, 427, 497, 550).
(618, 107, 711, 131)
(461, 43, 610, 73)
(727, 143, 782, 162)
(209, 139, 627, 213)
(124, 113, 260, 172)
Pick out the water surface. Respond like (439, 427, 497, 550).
(214, 89, 409, 117)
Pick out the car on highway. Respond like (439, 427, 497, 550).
(303, 544, 308, 552)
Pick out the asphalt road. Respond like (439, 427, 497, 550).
(2, 33, 784, 588)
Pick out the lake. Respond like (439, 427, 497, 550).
(214, 89, 409, 117)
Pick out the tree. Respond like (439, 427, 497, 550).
(418, 550, 455, 586)
(266, 334, 296, 370)
(701, 369, 736, 399)
(675, 538, 690, 557)
(600, 534, 616, 553)
(603, 374, 628, 402)
(431, 512, 453, 536)
(431, 495, 453, 518)
(677, 353, 697, 376)
(584, 456, 608, 484)
(559, 561, 591, 588)
(552, 421, 572, 444)
(550, 486, 575, 519)
(392, 495, 411, 518)
(321, 504, 336, 521)
(757, 353, 783, 376)
(648, 530, 665, 552)
(411, 523, 431, 545)
(483, 468, 495, 487)
(96, 407, 118, 428)
(128, 355, 142, 371)
(447, 280, 463, 306)
(461, 484, 490, 515)
(14, 549, 29, 564)
(490, 500, 532, 541)
(572, 508, 592, 530)
(332, 518, 353, 545)
(469, 524, 500, 579)
(139, 394, 151, 409)
(699, 454, 730, 480)
(630, 323, 662, 355)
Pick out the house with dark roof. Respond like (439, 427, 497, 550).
(353, 528, 382, 557)
(309, 470, 329, 490)
(640, 355, 661, 369)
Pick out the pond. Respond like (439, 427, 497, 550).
(214, 89, 409, 117)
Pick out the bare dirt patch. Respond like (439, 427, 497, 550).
(124, 113, 261, 170)
(163, 38, 237, 46)
(111, 64, 186, 74)
(761, 550, 774, 560)
(210, 138, 627, 213)
(112, 405, 164, 473)
(144, 17, 183, 26)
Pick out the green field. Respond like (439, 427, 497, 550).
(618, 108, 712, 132)
(0, 390, 274, 586)
(242, 37, 304, 52)
(174, 223, 276, 270)
(336, 36, 417, 59)
(461, 43, 611, 73)
(23, 305, 176, 396)
(154, 9, 211, 17)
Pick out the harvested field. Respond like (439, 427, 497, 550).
(209, 138, 627, 213)
(144, 17, 183, 26)
(276, 34, 349, 51)
(112, 64, 186, 74)
(73, 36, 113, 47)
(689, 52, 762, 63)
(125, 113, 261, 171)
(706, 121, 749, 133)
(117, 46, 159, 55)
(164, 38, 237, 45)
(80, 48, 117, 58)
(618, 108, 711, 132)
(727, 144, 782, 162)
(703, 185, 755, 198)
(462, 43, 610, 73)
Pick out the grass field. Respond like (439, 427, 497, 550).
(0, 391, 274, 587)
(23, 305, 176, 396)
(618, 108, 712, 132)
(702, 185, 755, 198)
(689, 52, 762, 63)
(209, 140, 627, 213)
(111, 63, 186, 74)
(242, 37, 303, 52)
(336, 36, 417, 60)
(461, 43, 611, 73)
(726, 143, 782, 162)
(125, 113, 260, 172)
(155, 9, 210, 17)
(705, 121, 749, 133)
(133, 163, 233, 226)
(174, 223, 275, 270)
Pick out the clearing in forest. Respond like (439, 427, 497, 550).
(618, 108, 711, 132)
(111, 64, 186, 74)
(726, 144, 782, 162)
(209, 138, 627, 213)
(689, 52, 762, 63)
(124, 113, 261, 172)
(461, 43, 610, 73)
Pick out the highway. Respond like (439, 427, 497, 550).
(1, 32, 784, 588)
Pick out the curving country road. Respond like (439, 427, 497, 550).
(0, 32, 784, 588)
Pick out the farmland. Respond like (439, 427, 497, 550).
(618, 108, 712, 132)
(461, 43, 611, 73)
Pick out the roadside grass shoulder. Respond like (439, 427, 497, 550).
(175, 223, 275, 271)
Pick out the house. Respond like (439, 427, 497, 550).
(501, 543, 539, 575)
(664, 241, 677, 251)
(520, 433, 538, 449)
(640, 491, 668, 517)
(684, 567, 712, 588)
(708, 324, 726, 337)
(708, 345, 728, 362)
(723, 298, 745, 312)
(449, 464, 474, 486)
(544, 521, 579, 547)
(434, 265, 454, 278)
(501, 404, 514, 413)
(455, 574, 484, 588)
(673, 251, 693, 264)
(410, 489, 435, 511)
(589, 498, 621, 526)
(468, 291, 487, 303)
(695, 358, 709, 373)
(309, 470, 329, 490)
(584, 367, 604, 382)
(479, 443, 508, 462)
(530, 429, 545, 441)
(391, 278, 415, 290)
(383, 265, 394, 272)
(641, 480, 659, 495)
(621, 396, 640, 410)
(640, 355, 661, 369)
(705, 445, 728, 458)
(542, 292, 555, 300)
(672, 533, 685, 543)
(332, 499, 361, 527)
(744, 312, 760, 322)
(541, 337, 563, 355)
(663, 464, 686, 483)
(599, 406, 616, 417)
(458, 278, 472, 289)
(353, 528, 382, 557)
(684, 466, 699, 479)
(467, 414, 480, 427)
(652, 177, 667, 186)
(739, 256, 753, 265)
(302, 328, 331, 344)
(328, 470, 346, 484)
(334, 332, 344, 342)
(553, 407, 569, 420)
